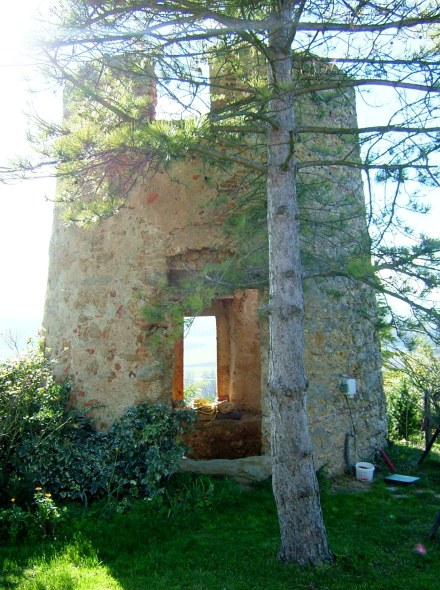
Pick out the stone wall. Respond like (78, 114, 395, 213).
(44, 157, 229, 427)
(43, 60, 387, 475)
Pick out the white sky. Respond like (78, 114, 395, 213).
(184, 316, 217, 375)
(0, 3, 438, 359)
(0, 2, 58, 357)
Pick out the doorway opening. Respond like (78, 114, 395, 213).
(183, 315, 217, 404)
(172, 290, 262, 412)
(172, 290, 263, 459)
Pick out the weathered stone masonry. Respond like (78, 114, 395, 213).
(43, 63, 387, 475)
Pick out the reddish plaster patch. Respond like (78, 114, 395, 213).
(84, 399, 101, 407)
(146, 192, 160, 204)
(114, 363, 122, 371)
(86, 348, 95, 354)
(78, 391, 86, 397)
(116, 305, 124, 318)
(110, 290, 117, 297)
(192, 174, 201, 180)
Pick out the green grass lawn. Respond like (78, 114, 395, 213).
(1, 443, 440, 590)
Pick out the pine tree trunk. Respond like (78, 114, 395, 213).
(266, 1, 334, 566)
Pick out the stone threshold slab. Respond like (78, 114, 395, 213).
(179, 455, 272, 484)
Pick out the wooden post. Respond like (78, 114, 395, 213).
(417, 427, 440, 465)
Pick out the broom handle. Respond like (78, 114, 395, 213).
(379, 449, 396, 473)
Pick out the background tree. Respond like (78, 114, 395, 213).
(385, 377, 422, 443)
(2, 0, 440, 566)
(386, 339, 440, 445)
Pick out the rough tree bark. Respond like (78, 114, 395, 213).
(266, 0, 334, 565)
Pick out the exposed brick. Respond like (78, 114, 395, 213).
(84, 399, 101, 407)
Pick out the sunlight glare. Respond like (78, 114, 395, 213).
(0, 4, 35, 65)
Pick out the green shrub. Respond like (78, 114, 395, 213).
(107, 403, 195, 501)
(1, 346, 195, 507)
(18, 418, 109, 504)
(0, 345, 72, 502)
(20, 403, 194, 504)
(387, 379, 422, 442)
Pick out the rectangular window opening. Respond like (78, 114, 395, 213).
(183, 316, 217, 404)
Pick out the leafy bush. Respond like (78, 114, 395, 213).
(107, 403, 195, 501)
(0, 345, 72, 502)
(18, 417, 109, 504)
(1, 346, 195, 506)
(20, 403, 194, 504)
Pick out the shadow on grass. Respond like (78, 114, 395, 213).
(2, 447, 440, 590)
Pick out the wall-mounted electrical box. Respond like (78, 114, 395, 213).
(340, 377, 357, 398)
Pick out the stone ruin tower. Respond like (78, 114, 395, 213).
(43, 57, 387, 476)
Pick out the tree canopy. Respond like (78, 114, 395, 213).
(5, 0, 438, 341)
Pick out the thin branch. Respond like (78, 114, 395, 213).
(295, 125, 440, 135)
(193, 145, 267, 173)
(297, 160, 439, 174)
(294, 79, 440, 96)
